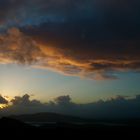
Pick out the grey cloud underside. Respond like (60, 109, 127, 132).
(1, 94, 140, 119)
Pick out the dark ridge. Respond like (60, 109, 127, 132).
(10, 112, 90, 123)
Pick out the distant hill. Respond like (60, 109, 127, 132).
(9, 112, 140, 124)
(10, 112, 90, 123)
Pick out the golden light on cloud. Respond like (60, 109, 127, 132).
(0, 27, 140, 80)
(0, 104, 7, 109)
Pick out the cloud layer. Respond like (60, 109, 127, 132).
(0, 0, 140, 79)
(0, 27, 140, 80)
(1, 94, 140, 119)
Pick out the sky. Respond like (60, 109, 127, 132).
(0, 0, 140, 113)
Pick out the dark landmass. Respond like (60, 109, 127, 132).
(0, 117, 34, 129)
(10, 112, 89, 123)
(0, 113, 140, 137)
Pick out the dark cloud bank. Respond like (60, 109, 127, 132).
(0, 94, 140, 119)
(0, 0, 140, 79)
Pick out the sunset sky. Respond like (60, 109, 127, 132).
(0, 0, 140, 105)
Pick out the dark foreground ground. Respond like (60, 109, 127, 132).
(0, 117, 140, 138)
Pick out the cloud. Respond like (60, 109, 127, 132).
(11, 94, 42, 106)
(0, 27, 140, 80)
(0, 0, 140, 79)
(25, 25, 140, 79)
(2, 94, 46, 115)
(1, 94, 140, 119)
(54, 95, 71, 105)
(0, 27, 43, 64)
(0, 95, 8, 104)
(1, 0, 140, 31)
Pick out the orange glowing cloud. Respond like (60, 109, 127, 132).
(0, 28, 140, 80)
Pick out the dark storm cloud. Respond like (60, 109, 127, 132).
(22, 24, 140, 79)
(0, 27, 140, 80)
(1, 94, 140, 119)
(1, 0, 140, 26)
(0, 0, 25, 23)
(0, 0, 140, 79)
